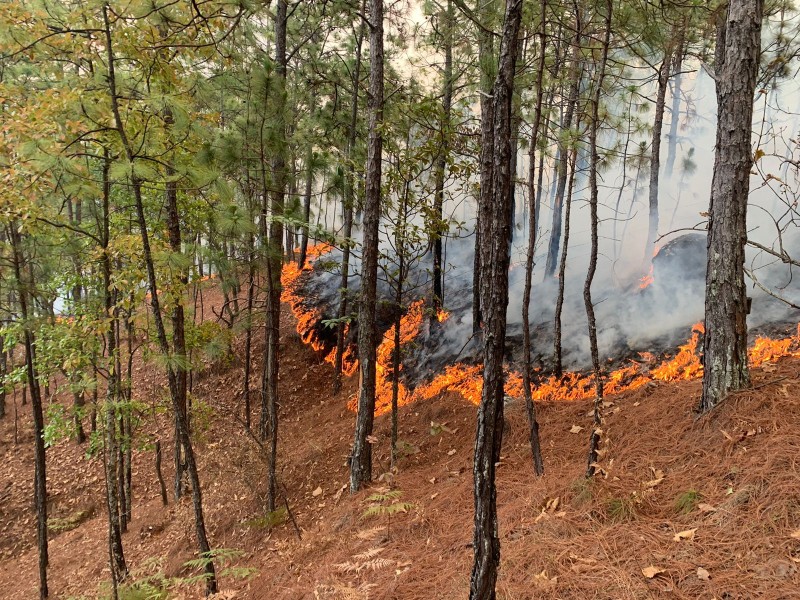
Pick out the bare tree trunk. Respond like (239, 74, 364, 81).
(166, 162, 189, 500)
(334, 3, 366, 394)
(471, 2, 523, 598)
(263, 0, 288, 512)
(665, 30, 686, 179)
(521, 0, 547, 477)
(243, 229, 255, 429)
(700, 0, 763, 411)
(554, 147, 578, 377)
(0, 338, 6, 420)
(9, 223, 48, 599)
(473, 1, 496, 335)
(643, 49, 673, 268)
(298, 144, 314, 269)
(544, 30, 581, 278)
(432, 0, 453, 316)
(103, 8, 217, 592)
(586, 0, 613, 478)
(350, 0, 384, 493)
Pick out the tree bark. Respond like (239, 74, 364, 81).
(700, 0, 763, 411)
(9, 223, 48, 599)
(544, 29, 581, 278)
(334, 3, 366, 394)
(165, 162, 189, 500)
(643, 49, 673, 268)
(554, 147, 578, 377)
(432, 0, 453, 316)
(521, 0, 547, 477)
(470, 1, 523, 597)
(263, 0, 288, 512)
(586, 0, 613, 478)
(102, 8, 217, 592)
(350, 0, 384, 493)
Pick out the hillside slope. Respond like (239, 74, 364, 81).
(1, 300, 799, 599)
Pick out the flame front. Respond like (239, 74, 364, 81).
(283, 249, 800, 413)
(281, 243, 358, 376)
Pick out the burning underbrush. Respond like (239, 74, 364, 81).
(282, 243, 800, 412)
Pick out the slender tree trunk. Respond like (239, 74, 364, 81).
(665, 31, 686, 178)
(298, 144, 314, 269)
(0, 339, 6, 419)
(554, 147, 578, 377)
(263, 0, 288, 512)
(103, 9, 217, 592)
(521, 0, 547, 477)
(586, 0, 613, 478)
(700, 0, 762, 411)
(350, 0, 384, 493)
(432, 0, 453, 316)
(9, 223, 48, 599)
(334, 4, 366, 394)
(544, 33, 581, 278)
(643, 49, 673, 268)
(166, 163, 189, 500)
(243, 230, 255, 429)
(471, 2, 523, 598)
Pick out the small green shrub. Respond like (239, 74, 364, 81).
(607, 495, 639, 522)
(674, 489, 701, 514)
(245, 508, 288, 530)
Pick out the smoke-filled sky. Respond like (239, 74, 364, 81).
(306, 30, 800, 376)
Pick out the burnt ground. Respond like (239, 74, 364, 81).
(1, 284, 800, 599)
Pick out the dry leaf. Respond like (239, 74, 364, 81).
(697, 567, 710, 581)
(569, 425, 584, 434)
(366, 434, 378, 444)
(545, 497, 560, 512)
(644, 477, 664, 488)
(790, 529, 800, 540)
(312, 486, 322, 497)
(642, 565, 665, 579)
(447, 449, 456, 456)
(673, 528, 697, 542)
(697, 503, 717, 513)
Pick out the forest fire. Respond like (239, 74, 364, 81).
(284, 248, 800, 414)
(281, 243, 358, 376)
(638, 245, 660, 289)
(639, 265, 654, 289)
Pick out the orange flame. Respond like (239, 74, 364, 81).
(639, 264, 654, 289)
(280, 243, 358, 375)
(283, 246, 800, 414)
(650, 321, 704, 381)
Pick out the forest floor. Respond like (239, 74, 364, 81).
(1, 287, 800, 599)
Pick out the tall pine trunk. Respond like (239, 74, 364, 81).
(643, 49, 673, 268)
(586, 0, 613, 478)
(470, 1, 523, 597)
(263, 0, 288, 512)
(521, 0, 547, 477)
(432, 0, 453, 315)
(350, 0, 384, 493)
(700, 0, 763, 410)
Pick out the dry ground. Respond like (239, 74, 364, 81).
(1, 291, 799, 599)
